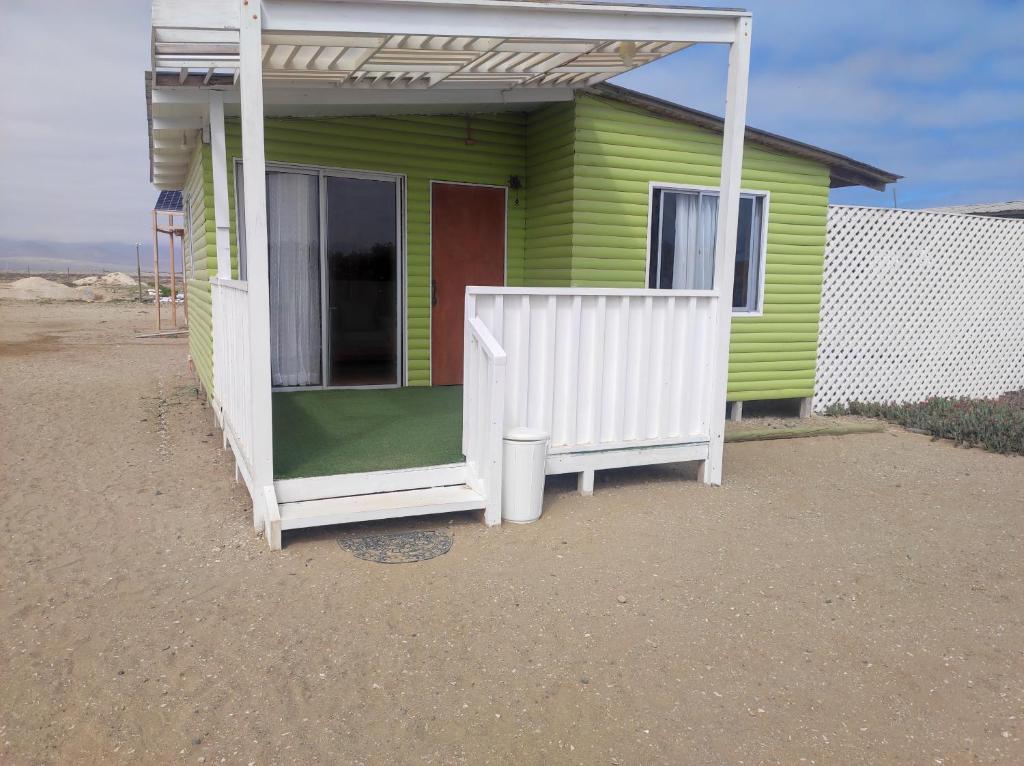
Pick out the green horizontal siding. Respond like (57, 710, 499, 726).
(222, 113, 527, 386)
(569, 94, 830, 401)
(184, 145, 215, 396)
(524, 103, 575, 286)
(193, 95, 828, 402)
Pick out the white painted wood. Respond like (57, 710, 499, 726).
(730, 401, 743, 422)
(278, 484, 486, 530)
(546, 434, 708, 455)
(153, 0, 236, 30)
(211, 278, 254, 486)
(148, 2, 748, 190)
(546, 441, 709, 474)
(463, 316, 507, 526)
(466, 286, 713, 298)
(798, 397, 812, 419)
(208, 91, 232, 279)
(466, 287, 720, 486)
(260, 1, 743, 46)
(152, 116, 206, 131)
(814, 206, 1024, 411)
(152, 84, 576, 108)
(264, 484, 282, 551)
(274, 463, 468, 503)
(578, 469, 594, 497)
(701, 15, 751, 487)
(467, 288, 718, 452)
(238, 0, 275, 531)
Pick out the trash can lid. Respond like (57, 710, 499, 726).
(504, 426, 550, 442)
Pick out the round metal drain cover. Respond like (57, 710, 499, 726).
(338, 530, 453, 564)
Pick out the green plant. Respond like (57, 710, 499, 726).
(830, 392, 1024, 456)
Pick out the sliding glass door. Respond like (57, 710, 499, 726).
(254, 162, 402, 389)
(324, 174, 400, 386)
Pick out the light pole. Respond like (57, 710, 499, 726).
(135, 242, 143, 303)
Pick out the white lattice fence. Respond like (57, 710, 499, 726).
(814, 205, 1024, 410)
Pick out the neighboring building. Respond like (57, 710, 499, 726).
(927, 201, 1024, 220)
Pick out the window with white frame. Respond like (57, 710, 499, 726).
(648, 187, 767, 313)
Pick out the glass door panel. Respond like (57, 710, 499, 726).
(324, 175, 400, 386)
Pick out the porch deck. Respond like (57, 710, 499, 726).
(272, 386, 463, 479)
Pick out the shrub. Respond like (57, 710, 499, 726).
(828, 392, 1024, 456)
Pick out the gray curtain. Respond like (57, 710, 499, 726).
(268, 172, 321, 387)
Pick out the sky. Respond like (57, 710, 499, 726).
(0, 0, 1021, 246)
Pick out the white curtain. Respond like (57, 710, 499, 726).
(669, 191, 699, 289)
(669, 191, 718, 290)
(695, 193, 718, 290)
(268, 172, 321, 387)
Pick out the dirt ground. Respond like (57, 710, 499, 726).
(2, 299, 1023, 766)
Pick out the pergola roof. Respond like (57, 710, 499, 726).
(152, 0, 746, 89)
(155, 29, 694, 91)
(148, 0, 751, 188)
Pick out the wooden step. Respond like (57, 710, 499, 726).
(274, 462, 468, 503)
(278, 484, 486, 531)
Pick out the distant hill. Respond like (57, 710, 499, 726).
(0, 239, 147, 274)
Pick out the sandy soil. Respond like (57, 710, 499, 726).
(2, 299, 1023, 766)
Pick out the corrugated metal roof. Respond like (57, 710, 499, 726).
(154, 189, 183, 212)
(928, 200, 1024, 218)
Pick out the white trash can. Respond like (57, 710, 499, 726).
(501, 427, 549, 524)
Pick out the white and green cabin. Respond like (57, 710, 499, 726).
(148, 0, 896, 549)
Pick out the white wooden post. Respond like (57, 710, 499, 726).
(209, 90, 232, 279)
(239, 0, 274, 530)
(700, 16, 751, 486)
(578, 470, 595, 497)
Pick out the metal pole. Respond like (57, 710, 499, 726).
(169, 215, 178, 328)
(151, 209, 161, 331)
(135, 243, 143, 303)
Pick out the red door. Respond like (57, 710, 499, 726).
(431, 183, 506, 385)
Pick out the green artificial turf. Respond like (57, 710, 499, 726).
(272, 386, 464, 479)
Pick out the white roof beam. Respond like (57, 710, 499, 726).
(152, 116, 206, 130)
(261, 0, 744, 44)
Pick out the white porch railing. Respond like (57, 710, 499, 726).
(211, 277, 254, 488)
(462, 315, 507, 525)
(464, 287, 719, 489)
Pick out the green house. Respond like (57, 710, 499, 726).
(181, 84, 895, 410)
(149, 0, 896, 549)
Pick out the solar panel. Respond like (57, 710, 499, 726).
(154, 189, 184, 212)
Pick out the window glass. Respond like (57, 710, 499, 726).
(648, 187, 765, 312)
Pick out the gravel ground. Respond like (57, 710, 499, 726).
(2, 299, 1023, 765)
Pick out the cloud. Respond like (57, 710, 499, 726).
(0, 0, 153, 244)
(616, 0, 1024, 209)
(0, 0, 1020, 245)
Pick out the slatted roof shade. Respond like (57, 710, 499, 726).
(147, 0, 752, 188)
(154, 189, 183, 212)
(154, 33, 692, 90)
(150, 0, 746, 89)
